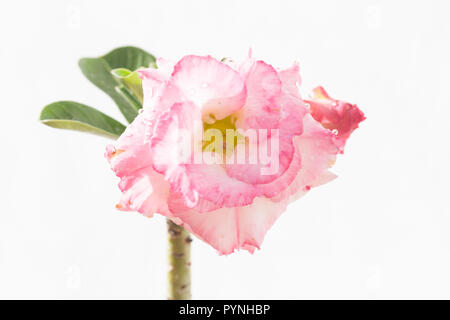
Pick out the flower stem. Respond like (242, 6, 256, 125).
(167, 219, 192, 300)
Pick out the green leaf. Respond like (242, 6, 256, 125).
(40, 101, 126, 139)
(78, 46, 156, 123)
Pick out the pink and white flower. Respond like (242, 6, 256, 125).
(105, 52, 364, 254)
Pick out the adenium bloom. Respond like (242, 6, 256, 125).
(105, 52, 364, 254)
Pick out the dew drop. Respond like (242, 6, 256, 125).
(332, 129, 339, 135)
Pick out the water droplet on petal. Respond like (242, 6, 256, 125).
(305, 103, 310, 109)
(138, 108, 144, 114)
(332, 129, 339, 135)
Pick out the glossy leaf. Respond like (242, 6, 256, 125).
(79, 46, 156, 123)
(40, 101, 126, 139)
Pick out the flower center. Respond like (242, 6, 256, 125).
(202, 114, 241, 154)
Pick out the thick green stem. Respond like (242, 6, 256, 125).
(167, 219, 192, 300)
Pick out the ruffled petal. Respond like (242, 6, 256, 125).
(305, 86, 365, 148)
(168, 207, 239, 255)
(105, 110, 171, 217)
(271, 113, 340, 202)
(138, 58, 175, 109)
(224, 61, 304, 186)
(171, 55, 247, 120)
(105, 110, 152, 177)
(168, 196, 288, 255)
(235, 197, 287, 252)
(225, 93, 306, 187)
(150, 101, 203, 207)
(116, 166, 170, 217)
(279, 62, 302, 99)
(235, 60, 281, 130)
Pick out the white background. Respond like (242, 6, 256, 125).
(0, 0, 449, 299)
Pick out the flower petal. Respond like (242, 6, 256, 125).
(224, 61, 302, 186)
(225, 93, 306, 187)
(105, 110, 152, 177)
(271, 113, 340, 202)
(279, 62, 302, 98)
(168, 196, 288, 255)
(116, 166, 170, 217)
(171, 55, 247, 120)
(235, 60, 282, 130)
(150, 101, 203, 207)
(139, 58, 175, 108)
(105, 110, 171, 217)
(305, 86, 365, 147)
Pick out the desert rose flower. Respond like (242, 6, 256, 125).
(105, 52, 364, 254)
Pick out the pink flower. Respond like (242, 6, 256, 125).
(106, 53, 364, 254)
